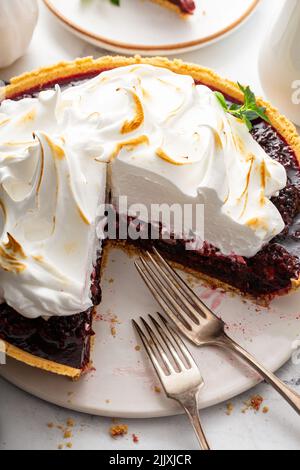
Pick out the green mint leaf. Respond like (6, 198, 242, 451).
(214, 92, 228, 111)
(238, 83, 256, 109)
(243, 115, 253, 131)
(229, 103, 241, 111)
(254, 106, 271, 123)
(214, 84, 270, 130)
(243, 109, 260, 121)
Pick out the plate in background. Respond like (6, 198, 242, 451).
(43, 0, 260, 56)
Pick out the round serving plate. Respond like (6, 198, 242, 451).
(0, 246, 299, 418)
(43, 0, 260, 56)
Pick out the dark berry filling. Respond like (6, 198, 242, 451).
(0, 305, 94, 369)
(0, 252, 102, 369)
(0, 68, 299, 370)
(117, 219, 300, 297)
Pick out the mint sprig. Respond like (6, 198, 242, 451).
(215, 83, 270, 131)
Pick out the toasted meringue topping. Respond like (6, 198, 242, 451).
(0, 64, 287, 318)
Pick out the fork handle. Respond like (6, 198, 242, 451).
(178, 392, 211, 450)
(218, 333, 300, 415)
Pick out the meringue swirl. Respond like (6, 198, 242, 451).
(0, 87, 106, 318)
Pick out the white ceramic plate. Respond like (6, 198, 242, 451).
(43, 0, 260, 56)
(0, 246, 299, 418)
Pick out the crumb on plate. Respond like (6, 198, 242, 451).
(242, 394, 264, 413)
(64, 430, 73, 439)
(110, 424, 129, 438)
(226, 402, 234, 416)
(66, 418, 75, 428)
(111, 326, 117, 337)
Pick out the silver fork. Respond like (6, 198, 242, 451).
(132, 313, 211, 450)
(135, 248, 300, 415)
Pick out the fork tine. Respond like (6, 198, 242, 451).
(138, 256, 197, 330)
(146, 250, 201, 323)
(148, 314, 187, 372)
(152, 247, 216, 319)
(135, 260, 193, 337)
(140, 317, 175, 374)
(132, 319, 167, 381)
(157, 313, 199, 371)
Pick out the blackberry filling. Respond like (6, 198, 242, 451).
(0, 305, 94, 369)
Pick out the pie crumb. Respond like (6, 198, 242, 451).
(110, 424, 128, 438)
(66, 418, 75, 428)
(226, 402, 234, 416)
(64, 430, 73, 439)
(111, 326, 117, 337)
(154, 386, 161, 394)
(46, 418, 77, 449)
(250, 394, 264, 411)
(132, 433, 139, 444)
(242, 394, 264, 413)
(262, 406, 269, 414)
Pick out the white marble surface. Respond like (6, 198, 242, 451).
(0, 0, 300, 450)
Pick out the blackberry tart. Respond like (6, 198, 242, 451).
(0, 56, 299, 378)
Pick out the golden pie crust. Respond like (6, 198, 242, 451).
(1, 55, 300, 377)
(2, 340, 81, 378)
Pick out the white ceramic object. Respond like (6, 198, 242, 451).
(0, 246, 299, 418)
(0, 0, 39, 69)
(43, 0, 260, 56)
(259, 0, 300, 126)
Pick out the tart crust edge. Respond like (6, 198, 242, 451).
(2, 55, 300, 373)
(1, 340, 81, 378)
